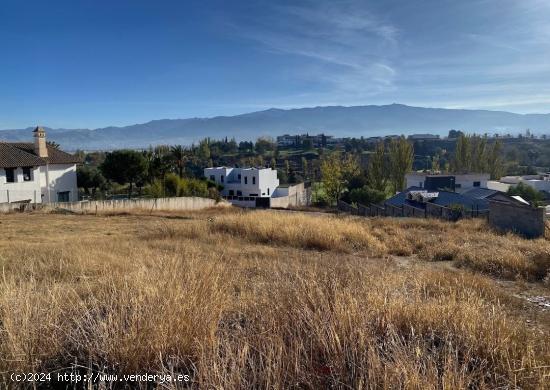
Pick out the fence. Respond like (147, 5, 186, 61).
(337, 200, 489, 222)
(1, 196, 229, 214)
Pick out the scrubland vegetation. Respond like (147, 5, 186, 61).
(0, 209, 549, 388)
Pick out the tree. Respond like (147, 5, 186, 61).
(197, 139, 211, 161)
(320, 153, 360, 204)
(507, 182, 543, 205)
(451, 134, 471, 173)
(349, 186, 386, 205)
(367, 141, 387, 192)
(388, 137, 413, 192)
(100, 150, 148, 198)
(170, 145, 187, 178)
(301, 157, 309, 179)
(448, 129, 464, 139)
(77, 166, 106, 198)
(46, 140, 61, 149)
(487, 139, 503, 179)
(255, 137, 276, 154)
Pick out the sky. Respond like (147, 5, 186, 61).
(1, 0, 549, 129)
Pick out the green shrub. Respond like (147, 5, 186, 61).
(349, 186, 386, 205)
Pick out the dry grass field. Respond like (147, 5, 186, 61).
(0, 208, 549, 389)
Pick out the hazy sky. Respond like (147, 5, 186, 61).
(1, 0, 549, 128)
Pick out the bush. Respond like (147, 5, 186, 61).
(161, 173, 211, 198)
(145, 179, 164, 198)
(507, 182, 544, 205)
(448, 204, 465, 221)
(349, 186, 386, 205)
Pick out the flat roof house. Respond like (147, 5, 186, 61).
(0, 127, 80, 204)
(406, 172, 490, 192)
(205, 166, 280, 206)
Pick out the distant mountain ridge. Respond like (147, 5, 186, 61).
(1, 104, 549, 150)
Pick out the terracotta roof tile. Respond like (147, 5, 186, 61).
(9, 143, 81, 165)
(0, 143, 46, 168)
(0, 142, 81, 168)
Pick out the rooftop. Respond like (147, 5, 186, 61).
(0, 142, 80, 168)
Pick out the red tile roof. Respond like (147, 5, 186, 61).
(0, 142, 81, 168)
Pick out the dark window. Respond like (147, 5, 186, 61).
(228, 190, 234, 196)
(252, 176, 256, 185)
(221, 175, 224, 183)
(238, 174, 241, 181)
(57, 191, 70, 202)
(244, 176, 248, 184)
(22, 167, 32, 181)
(237, 190, 242, 196)
(210, 175, 215, 181)
(473, 181, 480, 187)
(249, 193, 258, 197)
(267, 187, 270, 195)
(5, 168, 15, 183)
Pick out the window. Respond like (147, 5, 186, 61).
(57, 191, 70, 202)
(252, 176, 256, 185)
(249, 193, 258, 197)
(228, 190, 234, 196)
(5, 168, 15, 183)
(244, 176, 248, 184)
(419, 182, 423, 188)
(22, 167, 32, 181)
(237, 190, 242, 196)
(455, 184, 461, 188)
(267, 187, 270, 195)
(210, 175, 215, 181)
(238, 174, 241, 181)
(221, 175, 224, 183)
(473, 181, 480, 187)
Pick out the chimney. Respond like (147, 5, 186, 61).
(33, 126, 48, 158)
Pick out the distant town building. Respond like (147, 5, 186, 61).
(0, 127, 80, 204)
(407, 134, 440, 141)
(276, 133, 338, 148)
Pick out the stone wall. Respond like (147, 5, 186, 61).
(488, 200, 545, 238)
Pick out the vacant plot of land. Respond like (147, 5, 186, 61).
(0, 209, 548, 388)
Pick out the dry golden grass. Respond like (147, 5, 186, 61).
(0, 209, 548, 388)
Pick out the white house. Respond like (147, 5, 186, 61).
(0, 127, 80, 204)
(205, 167, 279, 197)
(488, 173, 550, 193)
(406, 172, 490, 192)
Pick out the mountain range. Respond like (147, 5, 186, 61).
(1, 104, 549, 151)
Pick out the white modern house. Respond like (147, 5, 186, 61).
(488, 173, 550, 193)
(406, 172, 490, 192)
(205, 166, 279, 201)
(0, 127, 80, 204)
(204, 166, 310, 208)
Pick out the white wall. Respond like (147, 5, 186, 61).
(454, 174, 489, 191)
(40, 164, 78, 203)
(0, 167, 42, 203)
(487, 180, 511, 192)
(405, 173, 489, 191)
(205, 167, 279, 197)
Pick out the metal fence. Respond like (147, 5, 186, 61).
(337, 200, 489, 221)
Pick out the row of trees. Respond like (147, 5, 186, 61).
(451, 134, 503, 179)
(78, 147, 218, 199)
(320, 137, 414, 205)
